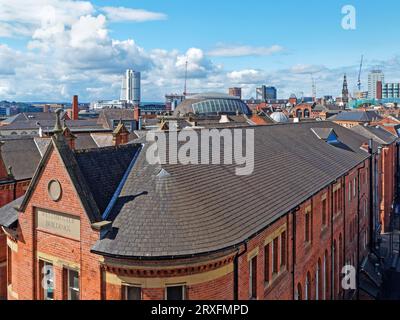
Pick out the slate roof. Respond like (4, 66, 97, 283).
(92, 122, 373, 259)
(0, 196, 23, 228)
(350, 125, 398, 145)
(1, 137, 42, 180)
(97, 109, 136, 130)
(74, 144, 141, 214)
(74, 133, 99, 150)
(0, 119, 102, 132)
(328, 111, 383, 122)
(1, 112, 67, 125)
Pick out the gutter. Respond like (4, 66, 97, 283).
(292, 207, 299, 299)
(356, 160, 366, 300)
(233, 243, 248, 300)
(102, 144, 143, 221)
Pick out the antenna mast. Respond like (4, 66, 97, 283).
(183, 60, 188, 96)
(311, 74, 317, 101)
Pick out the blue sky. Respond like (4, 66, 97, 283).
(0, 0, 400, 102)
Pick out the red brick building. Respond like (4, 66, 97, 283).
(0, 120, 392, 300)
(351, 125, 399, 233)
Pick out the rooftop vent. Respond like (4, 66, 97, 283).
(157, 168, 171, 178)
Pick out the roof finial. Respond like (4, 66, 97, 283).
(53, 108, 63, 135)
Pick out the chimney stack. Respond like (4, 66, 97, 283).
(134, 105, 141, 124)
(72, 95, 79, 120)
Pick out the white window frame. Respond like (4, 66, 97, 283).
(42, 261, 54, 301)
(123, 284, 142, 300)
(67, 268, 80, 300)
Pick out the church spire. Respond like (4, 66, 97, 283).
(342, 74, 349, 105)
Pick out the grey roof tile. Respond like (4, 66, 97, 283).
(92, 122, 372, 258)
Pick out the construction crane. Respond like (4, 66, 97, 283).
(357, 55, 364, 92)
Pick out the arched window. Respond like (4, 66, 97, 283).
(304, 109, 310, 118)
(324, 250, 328, 300)
(339, 234, 343, 272)
(316, 259, 322, 300)
(333, 240, 337, 299)
(296, 283, 303, 300)
(296, 109, 303, 119)
(305, 272, 311, 300)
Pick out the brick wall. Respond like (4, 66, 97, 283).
(10, 147, 102, 300)
(4, 148, 374, 300)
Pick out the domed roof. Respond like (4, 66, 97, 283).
(173, 92, 251, 117)
(270, 111, 289, 123)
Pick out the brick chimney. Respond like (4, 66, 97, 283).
(72, 95, 79, 120)
(134, 105, 141, 122)
(113, 121, 129, 146)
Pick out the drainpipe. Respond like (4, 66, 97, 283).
(233, 243, 247, 300)
(342, 174, 349, 300)
(330, 184, 334, 300)
(356, 162, 366, 300)
(368, 140, 374, 251)
(292, 208, 298, 299)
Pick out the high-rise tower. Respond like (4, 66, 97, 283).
(120, 69, 141, 106)
(368, 70, 384, 99)
(342, 74, 349, 104)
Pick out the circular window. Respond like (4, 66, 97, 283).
(48, 180, 62, 201)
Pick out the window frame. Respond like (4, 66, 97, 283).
(264, 244, 270, 283)
(165, 284, 186, 301)
(66, 268, 80, 301)
(40, 260, 54, 301)
(249, 256, 257, 299)
(123, 284, 142, 300)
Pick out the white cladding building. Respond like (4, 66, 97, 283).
(120, 69, 141, 105)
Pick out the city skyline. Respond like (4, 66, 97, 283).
(1, 0, 400, 102)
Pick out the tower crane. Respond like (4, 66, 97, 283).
(357, 55, 363, 92)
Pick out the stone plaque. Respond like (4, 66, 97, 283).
(36, 210, 80, 240)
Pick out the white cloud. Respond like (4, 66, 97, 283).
(69, 15, 108, 48)
(208, 45, 284, 57)
(0, 0, 94, 37)
(0, 44, 25, 75)
(290, 64, 327, 74)
(101, 6, 167, 22)
(1, 0, 394, 102)
(227, 69, 266, 84)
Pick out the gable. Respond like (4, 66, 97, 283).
(19, 136, 102, 223)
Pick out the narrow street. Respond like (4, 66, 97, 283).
(381, 215, 400, 299)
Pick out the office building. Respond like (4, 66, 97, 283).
(382, 83, 400, 99)
(120, 69, 141, 106)
(368, 70, 384, 99)
(256, 86, 277, 100)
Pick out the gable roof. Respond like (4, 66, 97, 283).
(97, 109, 136, 130)
(19, 134, 141, 224)
(350, 125, 398, 145)
(1, 137, 42, 180)
(92, 121, 372, 259)
(74, 144, 141, 214)
(328, 111, 383, 122)
(0, 196, 23, 228)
